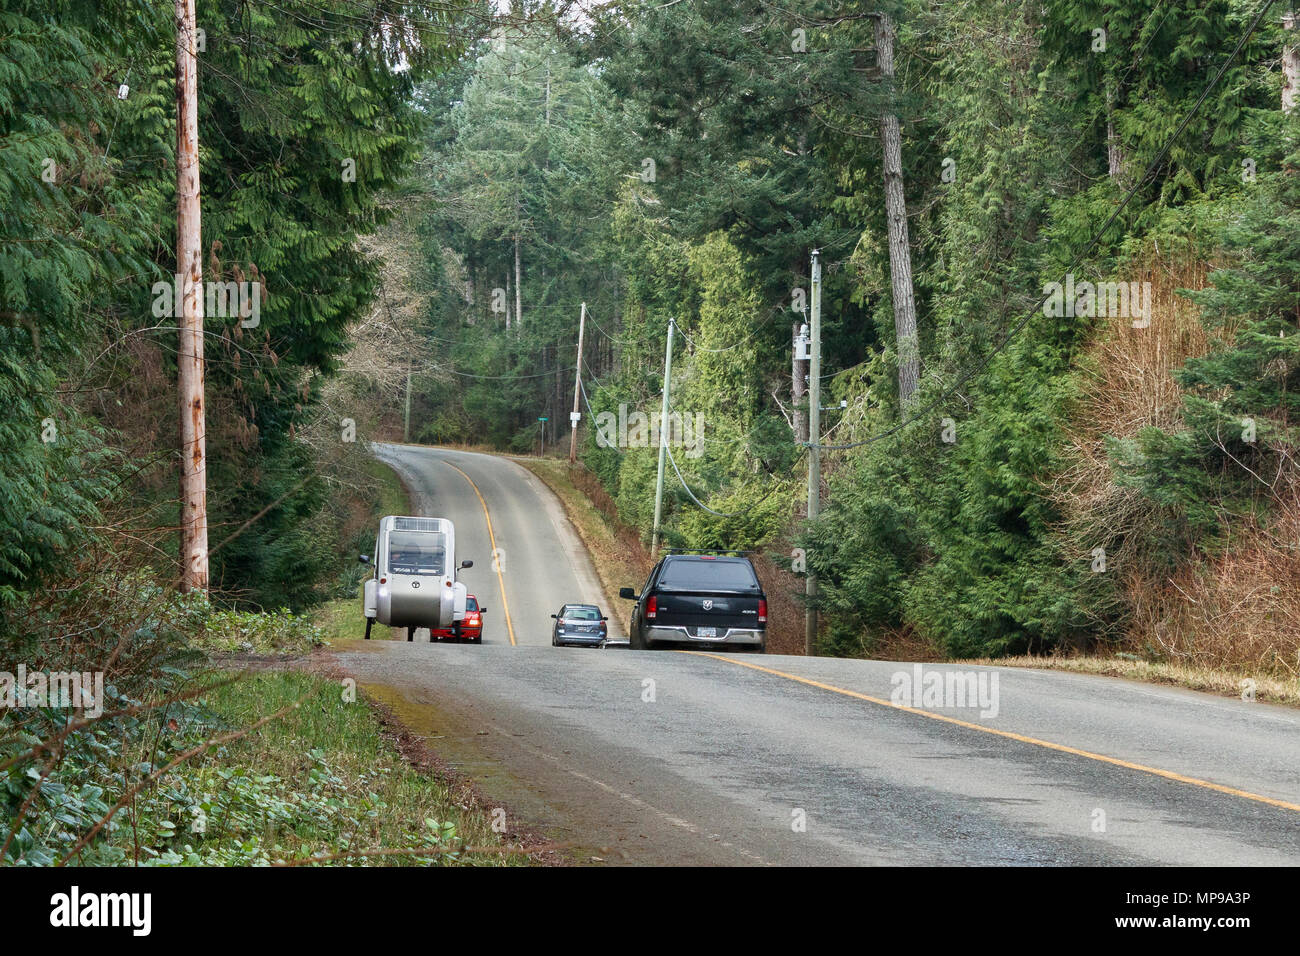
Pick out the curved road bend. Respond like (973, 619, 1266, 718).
(336, 443, 1300, 865)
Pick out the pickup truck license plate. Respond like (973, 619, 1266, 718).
(696, 627, 717, 638)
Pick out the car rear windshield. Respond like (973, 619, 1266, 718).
(564, 606, 600, 620)
(657, 558, 759, 591)
(466, 596, 478, 611)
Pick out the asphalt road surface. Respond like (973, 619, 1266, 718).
(340, 444, 1300, 865)
(370, 442, 620, 645)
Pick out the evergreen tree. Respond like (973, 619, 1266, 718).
(1115, 127, 1300, 543)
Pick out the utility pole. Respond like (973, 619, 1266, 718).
(538, 416, 547, 456)
(176, 0, 208, 594)
(569, 302, 587, 464)
(650, 317, 675, 553)
(805, 250, 821, 657)
(403, 362, 412, 442)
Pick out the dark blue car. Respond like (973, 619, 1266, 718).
(551, 603, 609, 647)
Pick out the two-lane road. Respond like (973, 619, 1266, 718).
(370, 443, 620, 645)
(340, 444, 1300, 865)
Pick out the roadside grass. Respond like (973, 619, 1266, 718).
(972, 654, 1300, 709)
(312, 455, 411, 643)
(102, 670, 523, 865)
(517, 457, 653, 624)
(313, 591, 370, 641)
(368, 452, 411, 517)
(196, 607, 327, 654)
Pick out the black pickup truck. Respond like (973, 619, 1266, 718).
(620, 552, 767, 652)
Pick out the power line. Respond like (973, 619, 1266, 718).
(582, 308, 645, 348)
(665, 443, 747, 517)
(664, 443, 789, 517)
(673, 317, 767, 354)
(578, 373, 623, 455)
(410, 360, 576, 380)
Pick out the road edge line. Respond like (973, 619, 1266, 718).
(687, 652, 1300, 815)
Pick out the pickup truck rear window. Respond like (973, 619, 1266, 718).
(658, 559, 759, 590)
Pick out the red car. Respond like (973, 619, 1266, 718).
(431, 594, 484, 644)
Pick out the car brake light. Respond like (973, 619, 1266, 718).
(646, 596, 657, 619)
(757, 599, 767, 623)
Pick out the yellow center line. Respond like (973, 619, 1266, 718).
(685, 651, 1300, 815)
(444, 460, 516, 647)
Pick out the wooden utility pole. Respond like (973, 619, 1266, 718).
(875, 12, 919, 408)
(805, 251, 821, 657)
(1285, 11, 1298, 114)
(650, 318, 674, 554)
(176, 0, 208, 593)
(569, 302, 587, 463)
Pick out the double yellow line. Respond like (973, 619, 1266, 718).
(444, 460, 517, 646)
(689, 652, 1300, 815)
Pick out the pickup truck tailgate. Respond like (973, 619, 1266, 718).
(655, 591, 762, 630)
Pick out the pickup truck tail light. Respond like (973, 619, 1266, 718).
(757, 599, 767, 623)
(645, 596, 657, 620)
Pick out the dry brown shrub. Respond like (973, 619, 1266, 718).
(1125, 473, 1300, 678)
(1053, 256, 1222, 582)
(1052, 251, 1300, 674)
(750, 547, 805, 656)
(1057, 256, 1218, 528)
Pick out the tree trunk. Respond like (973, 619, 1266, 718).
(1285, 12, 1298, 114)
(1107, 116, 1123, 178)
(875, 13, 920, 407)
(466, 247, 476, 317)
(514, 234, 523, 329)
(1105, 83, 1127, 182)
(176, 0, 208, 593)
